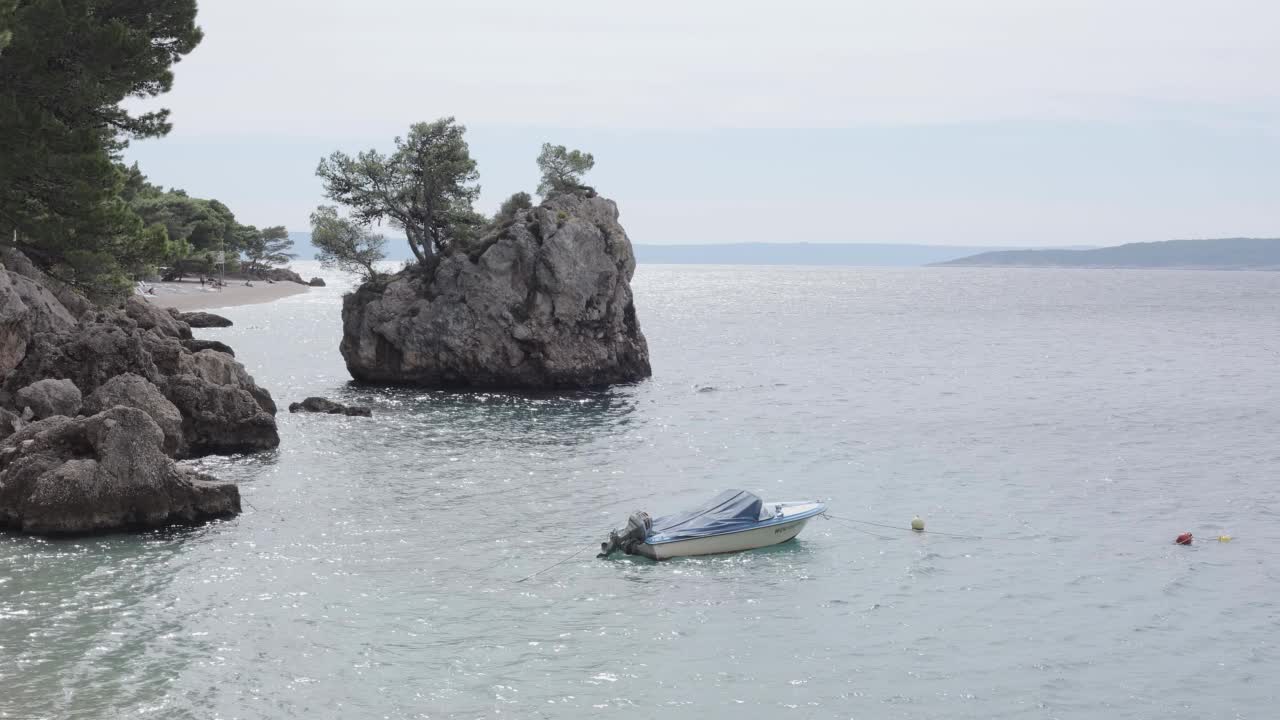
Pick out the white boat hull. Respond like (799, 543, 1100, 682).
(635, 515, 813, 560)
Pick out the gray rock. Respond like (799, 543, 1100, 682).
(164, 375, 280, 456)
(178, 311, 233, 328)
(82, 373, 185, 456)
(124, 295, 192, 340)
(264, 267, 306, 284)
(2, 322, 163, 399)
(0, 407, 22, 441)
(2, 249, 93, 318)
(177, 350, 277, 415)
(14, 379, 82, 420)
(287, 396, 372, 417)
(340, 193, 651, 389)
(0, 407, 240, 534)
(0, 270, 30, 377)
(309, 277, 326, 287)
(0, 266, 79, 377)
(181, 338, 236, 357)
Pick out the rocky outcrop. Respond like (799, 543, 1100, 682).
(125, 295, 191, 340)
(288, 396, 372, 417)
(0, 407, 239, 534)
(165, 374, 280, 455)
(309, 277, 326, 287)
(0, 252, 278, 462)
(264, 267, 306, 284)
(178, 311, 233, 328)
(14, 378, 81, 420)
(182, 338, 235, 356)
(340, 192, 651, 389)
(82, 373, 184, 456)
(0, 265, 79, 377)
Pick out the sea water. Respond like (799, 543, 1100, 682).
(2, 263, 1278, 719)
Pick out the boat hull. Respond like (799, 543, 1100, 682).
(635, 516, 813, 560)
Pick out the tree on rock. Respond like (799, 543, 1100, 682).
(536, 144, 595, 196)
(316, 117, 481, 270)
(310, 206, 386, 282)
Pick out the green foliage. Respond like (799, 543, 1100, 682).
(131, 191, 243, 256)
(494, 191, 533, 225)
(0, 0, 15, 53)
(310, 206, 386, 282)
(0, 0, 202, 301)
(242, 224, 295, 274)
(317, 117, 481, 268)
(536, 143, 594, 196)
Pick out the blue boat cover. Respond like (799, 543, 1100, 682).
(647, 490, 772, 543)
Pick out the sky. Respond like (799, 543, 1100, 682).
(124, 0, 1280, 247)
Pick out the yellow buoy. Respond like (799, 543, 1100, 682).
(911, 515, 925, 532)
(1218, 534, 1232, 543)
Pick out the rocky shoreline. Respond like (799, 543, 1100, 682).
(0, 250, 279, 534)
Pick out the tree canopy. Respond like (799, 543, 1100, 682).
(316, 117, 481, 269)
(242, 226, 295, 274)
(536, 144, 594, 196)
(0, 0, 202, 298)
(310, 206, 386, 282)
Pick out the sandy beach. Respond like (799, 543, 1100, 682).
(141, 279, 310, 312)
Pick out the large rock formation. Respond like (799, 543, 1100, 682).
(0, 407, 239, 534)
(82, 373, 185, 456)
(0, 250, 280, 533)
(340, 192, 651, 389)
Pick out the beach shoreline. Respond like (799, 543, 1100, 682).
(142, 279, 310, 312)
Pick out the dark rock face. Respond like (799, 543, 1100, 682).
(264, 267, 306, 284)
(14, 378, 82, 420)
(178, 311, 233, 328)
(82, 373, 185, 456)
(0, 253, 278, 462)
(0, 407, 240, 534)
(0, 252, 274, 534)
(287, 396, 372, 417)
(166, 374, 280, 455)
(340, 193, 651, 389)
(308, 277, 326, 287)
(125, 296, 192, 340)
(182, 338, 235, 357)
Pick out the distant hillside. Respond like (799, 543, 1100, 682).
(289, 235, 1016, 267)
(634, 243, 1011, 267)
(938, 237, 1280, 269)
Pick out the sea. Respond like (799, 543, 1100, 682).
(2, 262, 1279, 719)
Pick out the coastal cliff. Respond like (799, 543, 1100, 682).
(0, 250, 278, 533)
(340, 192, 651, 389)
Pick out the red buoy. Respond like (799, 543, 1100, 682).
(1175, 532, 1193, 545)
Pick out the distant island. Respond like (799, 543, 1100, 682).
(286, 238, 1024, 267)
(632, 243, 1014, 267)
(938, 237, 1280, 270)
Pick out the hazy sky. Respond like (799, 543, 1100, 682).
(125, 0, 1279, 246)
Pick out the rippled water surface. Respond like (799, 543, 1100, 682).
(3, 263, 1279, 719)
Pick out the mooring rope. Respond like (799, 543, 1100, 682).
(515, 545, 591, 583)
(823, 513, 1017, 541)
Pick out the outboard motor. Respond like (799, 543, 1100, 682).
(598, 511, 652, 558)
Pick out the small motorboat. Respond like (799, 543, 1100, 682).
(598, 489, 826, 560)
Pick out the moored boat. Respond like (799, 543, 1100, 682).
(598, 489, 826, 560)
